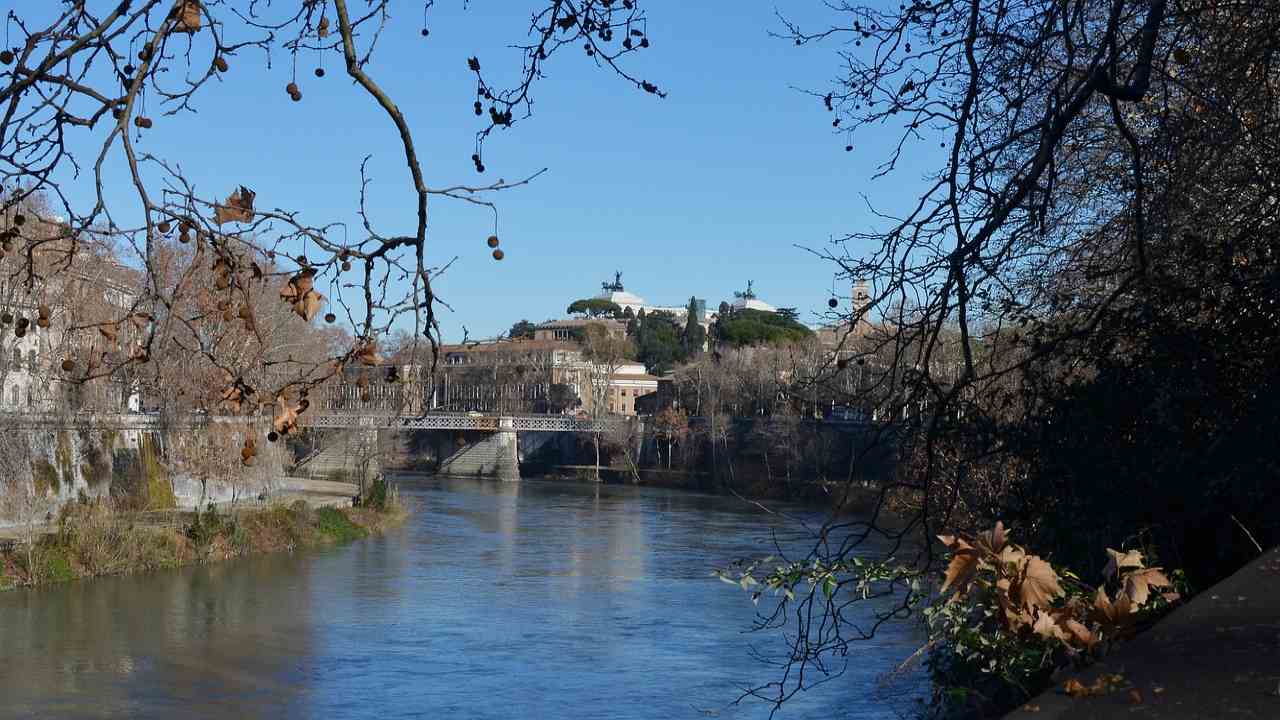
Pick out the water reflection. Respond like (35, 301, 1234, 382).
(0, 476, 921, 719)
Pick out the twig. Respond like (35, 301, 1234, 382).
(1230, 514, 1264, 556)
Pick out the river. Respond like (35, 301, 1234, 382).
(0, 475, 922, 719)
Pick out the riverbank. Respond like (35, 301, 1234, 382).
(0, 484, 408, 592)
(530, 464, 887, 515)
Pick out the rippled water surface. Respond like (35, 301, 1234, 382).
(0, 476, 921, 719)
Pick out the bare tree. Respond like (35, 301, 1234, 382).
(733, 0, 1280, 710)
(0, 0, 664, 450)
(580, 321, 632, 481)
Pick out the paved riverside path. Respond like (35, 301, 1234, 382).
(1006, 546, 1280, 719)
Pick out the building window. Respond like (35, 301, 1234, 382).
(11, 348, 19, 368)
(27, 350, 36, 368)
(8, 386, 16, 405)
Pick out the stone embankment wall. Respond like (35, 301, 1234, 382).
(0, 423, 289, 527)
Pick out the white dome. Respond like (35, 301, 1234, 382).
(598, 290, 647, 307)
(732, 297, 777, 313)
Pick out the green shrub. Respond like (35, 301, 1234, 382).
(40, 547, 76, 584)
(315, 507, 366, 543)
(363, 477, 388, 511)
(186, 504, 237, 547)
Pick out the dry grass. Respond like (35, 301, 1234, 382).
(0, 494, 409, 590)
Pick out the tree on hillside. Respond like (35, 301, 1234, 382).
(567, 298, 624, 318)
(0, 1, 663, 460)
(682, 297, 706, 357)
(716, 309, 813, 347)
(746, 0, 1280, 713)
(635, 310, 684, 374)
(508, 320, 537, 340)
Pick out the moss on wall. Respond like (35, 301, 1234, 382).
(110, 447, 147, 510)
(32, 459, 58, 496)
(78, 429, 111, 488)
(141, 433, 175, 510)
(55, 431, 75, 488)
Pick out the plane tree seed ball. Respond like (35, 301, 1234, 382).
(61, 359, 75, 372)
(487, 235, 499, 248)
(828, 298, 839, 308)
(324, 313, 336, 324)
(492, 249, 504, 261)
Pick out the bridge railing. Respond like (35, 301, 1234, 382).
(298, 411, 619, 433)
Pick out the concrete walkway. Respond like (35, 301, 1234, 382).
(1006, 547, 1280, 719)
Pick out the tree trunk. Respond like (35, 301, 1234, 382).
(593, 432, 601, 482)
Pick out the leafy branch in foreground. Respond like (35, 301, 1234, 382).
(720, 522, 1181, 716)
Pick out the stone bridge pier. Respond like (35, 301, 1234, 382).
(436, 418, 520, 482)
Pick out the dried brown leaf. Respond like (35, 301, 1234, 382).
(272, 396, 298, 435)
(1032, 610, 1068, 641)
(1103, 548, 1145, 579)
(295, 289, 324, 322)
(1019, 555, 1064, 610)
(174, 0, 202, 33)
(1123, 567, 1171, 607)
(975, 521, 1008, 555)
(941, 548, 980, 597)
(214, 186, 255, 225)
(354, 340, 381, 367)
(1061, 618, 1097, 649)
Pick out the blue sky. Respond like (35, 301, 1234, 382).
(46, 1, 940, 341)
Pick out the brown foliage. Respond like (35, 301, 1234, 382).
(938, 524, 1179, 654)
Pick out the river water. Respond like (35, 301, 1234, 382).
(0, 476, 922, 719)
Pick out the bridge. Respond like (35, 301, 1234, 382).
(295, 411, 630, 483)
(0, 408, 621, 484)
(298, 412, 617, 433)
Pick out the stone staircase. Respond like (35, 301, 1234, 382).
(293, 430, 378, 484)
(438, 432, 519, 481)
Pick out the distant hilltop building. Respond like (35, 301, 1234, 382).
(590, 272, 788, 324)
(593, 271, 715, 325)
(730, 279, 777, 313)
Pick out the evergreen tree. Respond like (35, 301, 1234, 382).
(508, 319, 537, 340)
(623, 307, 638, 336)
(682, 296, 705, 356)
